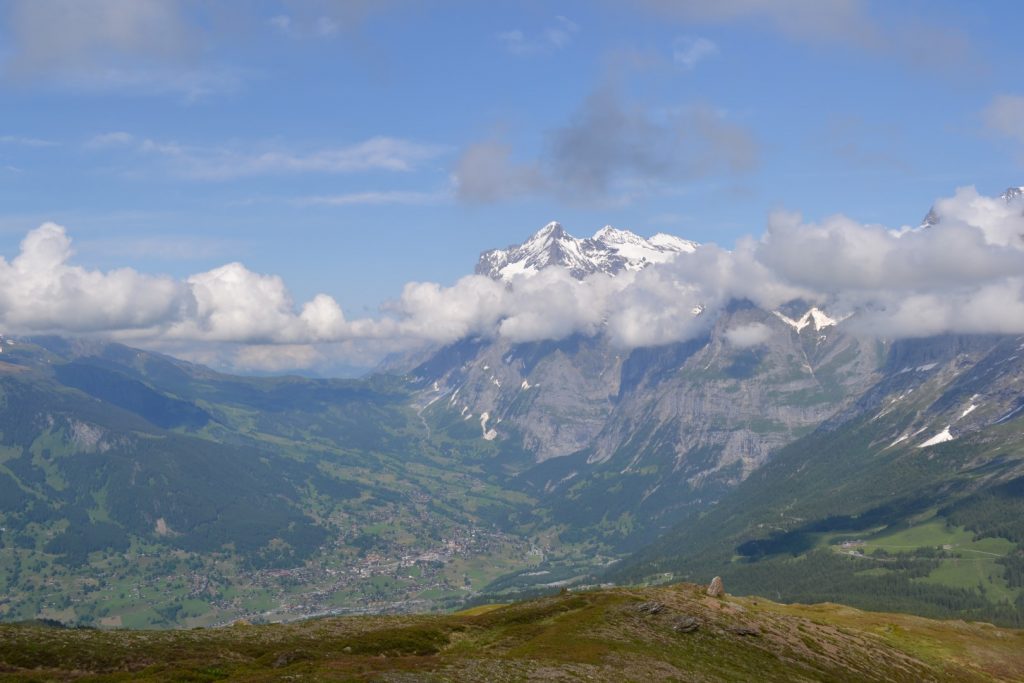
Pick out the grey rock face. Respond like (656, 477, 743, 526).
(707, 576, 725, 597)
(587, 304, 881, 483)
(412, 301, 885, 532)
(415, 334, 622, 461)
(415, 213, 1024, 543)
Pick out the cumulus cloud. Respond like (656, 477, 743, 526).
(725, 322, 772, 348)
(498, 16, 579, 56)
(0, 223, 355, 348)
(6, 186, 1024, 373)
(673, 36, 719, 70)
(455, 87, 758, 204)
(391, 186, 1024, 348)
(0, 223, 190, 333)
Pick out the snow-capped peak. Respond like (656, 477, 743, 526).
(592, 225, 641, 244)
(649, 233, 698, 252)
(536, 220, 566, 238)
(773, 307, 841, 333)
(476, 222, 699, 282)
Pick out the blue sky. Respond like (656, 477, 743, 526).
(1, 1, 1023, 372)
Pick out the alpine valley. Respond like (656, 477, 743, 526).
(2, 190, 1024, 633)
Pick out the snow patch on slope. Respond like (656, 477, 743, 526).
(773, 307, 842, 333)
(480, 412, 497, 440)
(918, 426, 954, 448)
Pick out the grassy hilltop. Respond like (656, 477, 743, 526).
(1, 583, 1022, 682)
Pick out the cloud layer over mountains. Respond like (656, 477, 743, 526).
(2, 186, 1023, 371)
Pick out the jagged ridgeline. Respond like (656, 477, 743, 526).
(2, 195, 1024, 629)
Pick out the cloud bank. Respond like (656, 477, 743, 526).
(2, 186, 1023, 372)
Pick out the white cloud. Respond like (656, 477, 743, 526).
(725, 322, 772, 348)
(673, 36, 719, 70)
(392, 186, 1024, 349)
(88, 134, 446, 180)
(0, 223, 189, 333)
(5, 186, 1024, 372)
(499, 16, 579, 56)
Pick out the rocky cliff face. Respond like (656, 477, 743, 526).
(585, 303, 883, 480)
(413, 334, 623, 461)
(412, 299, 883, 514)
(411, 218, 1024, 543)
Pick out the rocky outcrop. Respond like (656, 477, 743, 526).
(672, 616, 700, 633)
(635, 601, 666, 615)
(707, 576, 724, 597)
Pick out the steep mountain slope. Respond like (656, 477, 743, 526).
(413, 224, 886, 550)
(609, 334, 1024, 626)
(4, 584, 1022, 682)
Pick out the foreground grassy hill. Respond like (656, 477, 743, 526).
(1, 584, 1022, 682)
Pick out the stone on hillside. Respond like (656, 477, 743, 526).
(729, 626, 761, 637)
(636, 601, 666, 615)
(672, 616, 700, 633)
(706, 576, 724, 597)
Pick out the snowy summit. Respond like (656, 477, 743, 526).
(476, 222, 697, 282)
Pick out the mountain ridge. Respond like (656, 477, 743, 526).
(475, 221, 697, 281)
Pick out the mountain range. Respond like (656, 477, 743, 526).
(1, 191, 1023, 629)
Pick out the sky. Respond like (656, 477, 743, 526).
(1, 0, 1024, 374)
